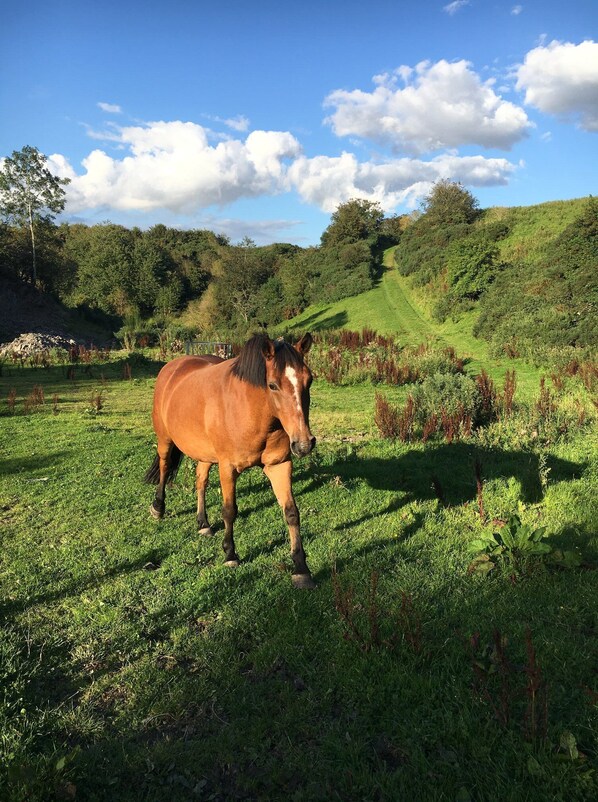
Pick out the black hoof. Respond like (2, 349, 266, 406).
(150, 500, 165, 520)
(292, 574, 317, 590)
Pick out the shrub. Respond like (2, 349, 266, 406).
(412, 372, 480, 422)
(374, 393, 401, 439)
(309, 331, 465, 386)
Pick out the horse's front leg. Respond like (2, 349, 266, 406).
(263, 461, 316, 589)
(218, 464, 241, 566)
(196, 461, 213, 535)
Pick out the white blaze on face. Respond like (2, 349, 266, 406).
(285, 366, 303, 413)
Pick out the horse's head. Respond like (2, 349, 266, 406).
(262, 333, 316, 457)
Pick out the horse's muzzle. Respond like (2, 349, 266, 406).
(291, 437, 316, 457)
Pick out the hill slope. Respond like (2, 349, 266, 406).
(280, 197, 595, 390)
(0, 273, 114, 346)
(280, 250, 543, 396)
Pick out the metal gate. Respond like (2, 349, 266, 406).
(184, 340, 233, 358)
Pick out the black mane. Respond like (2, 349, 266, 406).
(231, 334, 304, 387)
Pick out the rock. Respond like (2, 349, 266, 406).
(0, 332, 78, 359)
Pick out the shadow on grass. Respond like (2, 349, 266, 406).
(0, 548, 174, 621)
(297, 441, 586, 510)
(152, 442, 587, 569)
(286, 307, 349, 333)
(0, 451, 71, 477)
(4, 453, 597, 801)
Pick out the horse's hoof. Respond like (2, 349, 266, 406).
(149, 502, 164, 520)
(224, 559, 240, 568)
(198, 526, 213, 536)
(292, 574, 317, 590)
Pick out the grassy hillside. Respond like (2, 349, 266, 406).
(280, 196, 596, 395)
(280, 249, 544, 397)
(483, 198, 588, 267)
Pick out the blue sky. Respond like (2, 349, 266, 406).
(1, 0, 596, 245)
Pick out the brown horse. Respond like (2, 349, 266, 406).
(145, 333, 317, 588)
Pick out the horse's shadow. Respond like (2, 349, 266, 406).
(296, 441, 586, 511)
(168, 441, 587, 567)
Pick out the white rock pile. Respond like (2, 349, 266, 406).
(0, 332, 77, 359)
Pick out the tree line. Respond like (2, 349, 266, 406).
(4, 145, 593, 352)
(0, 146, 404, 337)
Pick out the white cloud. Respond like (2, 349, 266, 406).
(324, 60, 531, 154)
(516, 40, 598, 131)
(51, 121, 302, 215)
(511, 5, 523, 15)
(223, 115, 250, 132)
(198, 215, 303, 245)
(444, 1, 470, 15)
(97, 102, 122, 113)
(45, 108, 520, 221)
(205, 114, 251, 132)
(288, 151, 518, 212)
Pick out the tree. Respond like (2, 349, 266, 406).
(71, 224, 136, 315)
(213, 245, 277, 327)
(420, 180, 479, 227)
(0, 145, 70, 284)
(320, 199, 384, 247)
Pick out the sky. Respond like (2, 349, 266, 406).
(1, 0, 597, 245)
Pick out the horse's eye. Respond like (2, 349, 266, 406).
(268, 382, 279, 391)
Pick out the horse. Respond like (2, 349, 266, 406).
(144, 333, 317, 588)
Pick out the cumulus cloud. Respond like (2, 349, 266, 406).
(199, 215, 303, 245)
(516, 40, 598, 131)
(511, 5, 523, 15)
(444, 1, 470, 15)
(46, 108, 520, 221)
(52, 121, 301, 214)
(325, 60, 531, 154)
(288, 151, 518, 212)
(97, 102, 122, 113)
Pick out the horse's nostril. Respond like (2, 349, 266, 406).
(291, 438, 315, 457)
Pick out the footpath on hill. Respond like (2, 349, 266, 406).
(285, 246, 542, 395)
(379, 247, 450, 346)
(380, 248, 541, 394)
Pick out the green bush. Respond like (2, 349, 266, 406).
(411, 372, 480, 421)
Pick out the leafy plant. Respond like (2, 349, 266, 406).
(468, 514, 550, 573)
(469, 515, 584, 575)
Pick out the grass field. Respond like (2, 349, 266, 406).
(1, 338, 597, 801)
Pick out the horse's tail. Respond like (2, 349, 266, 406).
(144, 444, 184, 485)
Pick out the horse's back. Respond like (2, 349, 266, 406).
(153, 355, 225, 415)
(156, 353, 224, 385)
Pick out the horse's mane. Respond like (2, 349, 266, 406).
(231, 334, 304, 387)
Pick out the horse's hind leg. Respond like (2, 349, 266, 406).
(218, 464, 241, 566)
(150, 440, 174, 519)
(196, 461, 213, 535)
(263, 461, 316, 589)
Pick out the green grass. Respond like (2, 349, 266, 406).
(281, 248, 545, 398)
(1, 351, 597, 801)
(483, 198, 588, 267)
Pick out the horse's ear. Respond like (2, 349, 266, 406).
(295, 332, 313, 356)
(261, 337, 275, 361)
